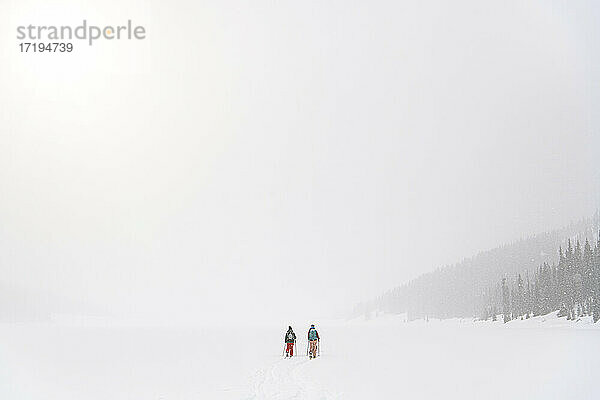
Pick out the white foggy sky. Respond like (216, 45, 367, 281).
(0, 0, 599, 322)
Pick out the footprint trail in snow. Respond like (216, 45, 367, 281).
(250, 356, 340, 400)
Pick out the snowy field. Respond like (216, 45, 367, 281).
(1, 313, 599, 400)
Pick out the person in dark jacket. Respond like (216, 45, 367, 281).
(307, 324, 320, 359)
(284, 326, 296, 357)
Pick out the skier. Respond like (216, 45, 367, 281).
(307, 324, 320, 359)
(284, 326, 296, 357)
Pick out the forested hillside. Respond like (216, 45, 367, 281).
(357, 214, 600, 321)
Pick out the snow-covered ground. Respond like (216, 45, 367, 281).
(1, 312, 598, 400)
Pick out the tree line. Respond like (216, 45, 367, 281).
(354, 216, 600, 322)
(482, 235, 600, 323)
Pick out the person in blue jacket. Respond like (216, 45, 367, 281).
(307, 324, 320, 359)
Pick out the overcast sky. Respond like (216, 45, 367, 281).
(1, 0, 599, 323)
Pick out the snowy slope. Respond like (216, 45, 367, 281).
(250, 314, 599, 400)
(1, 314, 598, 400)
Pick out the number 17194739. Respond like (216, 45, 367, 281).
(19, 43, 73, 52)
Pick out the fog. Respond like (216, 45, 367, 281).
(0, 0, 599, 323)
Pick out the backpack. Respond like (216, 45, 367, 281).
(286, 331, 295, 341)
(308, 328, 318, 341)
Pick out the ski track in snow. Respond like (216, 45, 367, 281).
(250, 356, 340, 400)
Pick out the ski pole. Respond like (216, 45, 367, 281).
(317, 339, 320, 357)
